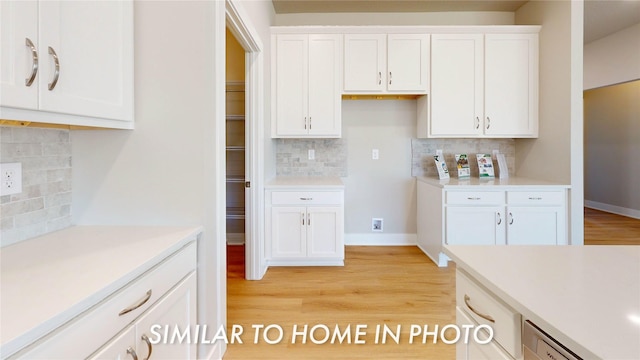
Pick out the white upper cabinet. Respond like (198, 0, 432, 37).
(0, 0, 134, 128)
(427, 32, 538, 138)
(272, 34, 342, 138)
(344, 33, 429, 93)
(484, 34, 538, 137)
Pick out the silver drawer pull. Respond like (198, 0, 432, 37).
(464, 294, 495, 323)
(300, 197, 313, 201)
(47, 46, 60, 90)
(127, 347, 139, 360)
(119, 289, 152, 316)
(467, 197, 481, 200)
(25, 38, 38, 86)
(528, 197, 543, 200)
(496, 212, 502, 225)
(141, 334, 153, 360)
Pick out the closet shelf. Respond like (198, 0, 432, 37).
(226, 146, 245, 151)
(226, 115, 245, 121)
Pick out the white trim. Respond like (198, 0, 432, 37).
(585, 200, 640, 220)
(200, 341, 223, 360)
(225, 0, 266, 281)
(345, 233, 417, 246)
(270, 25, 541, 35)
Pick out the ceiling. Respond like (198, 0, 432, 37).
(272, 0, 640, 43)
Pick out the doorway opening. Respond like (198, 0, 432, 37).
(225, 27, 247, 279)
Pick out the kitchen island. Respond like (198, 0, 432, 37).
(444, 245, 640, 360)
(0, 225, 202, 359)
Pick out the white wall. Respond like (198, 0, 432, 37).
(275, 11, 514, 26)
(584, 22, 640, 90)
(342, 100, 416, 244)
(515, 0, 584, 244)
(71, 1, 275, 358)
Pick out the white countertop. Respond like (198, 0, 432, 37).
(0, 225, 202, 356)
(416, 175, 570, 189)
(265, 176, 345, 189)
(444, 245, 640, 360)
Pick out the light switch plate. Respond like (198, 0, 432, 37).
(0, 162, 22, 196)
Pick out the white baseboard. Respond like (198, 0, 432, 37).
(585, 200, 640, 220)
(226, 233, 245, 245)
(345, 233, 417, 246)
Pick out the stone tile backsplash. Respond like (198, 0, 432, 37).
(276, 138, 348, 177)
(0, 126, 72, 246)
(412, 138, 516, 177)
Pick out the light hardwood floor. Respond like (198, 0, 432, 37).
(225, 208, 639, 359)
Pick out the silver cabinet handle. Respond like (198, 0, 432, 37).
(475, 117, 480, 129)
(389, 71, 392, 85)
(464, 294, 495, 323)
(509, 212, 514, 225)
(47, 46, 60, 90)
(496, 212, 502, 225)
(307, 213, 310, 225)
(378, 71, 382, 85)
(302, 212, 305, 225)
(25, 38, 38, 86)
(309, 116, 311, 130)
(528, 197, 543, 200)
(486, 116, 491, 130)
(304, 116, 307, 130)
(141, 334, 153, 360)
(127, 347, 139, 360)
(467, 197, 481, 200)
(119, 290, 152, 316)
(300, 197, 313, 201)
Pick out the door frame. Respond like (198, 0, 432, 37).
(225, 0, 266, 280)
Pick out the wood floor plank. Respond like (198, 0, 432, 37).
(225, 208, 639, 359)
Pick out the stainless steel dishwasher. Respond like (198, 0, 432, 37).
(523, 320, 583, 360)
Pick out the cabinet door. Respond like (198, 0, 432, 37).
(485, 34, 538, 137)
(271, 206, 307, 258)
(506, 206, 564, 245)
(456, 307, 513, 360)
(344, 34, 386, 92)
(275, 34, 308, 136)
(307, 206, 343, 258)
(308, 34, 342, 137)
(0, 1, 38, 109)
(135, 273, 197, 360)
(387, 34, 429, 93)
(37, 1, 133, 121)
(446, 206, 505, 245)
(87, 326, 137, 360)
(430, 34, 483, 137)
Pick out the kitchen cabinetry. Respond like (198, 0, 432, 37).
(89, 273, 197, 360)
(455, 270, 520, 360)
(272, 34, 342, 138)
(416, 177, 569, 267)
(265, 180, 344, 266)
(343, 34, 429, 93)
(0, 0, 134, 128)
(6, 234, 198, 359)
(427, 33, 538, 138)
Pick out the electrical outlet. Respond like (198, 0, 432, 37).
(1, 162, 23, 196)
(308, 149, 315, 160)
(372, 218, 383, 232)
(372, 149, 379, 160)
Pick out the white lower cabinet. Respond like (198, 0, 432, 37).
(445, 189, 567, 246)
(12, 242, 197, 359)
(89, 273, 197, 360)
(266, 187, 344, 266)
(456, 270, 520, 360)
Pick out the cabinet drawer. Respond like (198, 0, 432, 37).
(271, 191, 343, 205)
(14, 242, 197, 359)
(507, 190, 564, 205)
(446, 191, 504, 205)
(456, 270, 521, 359)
